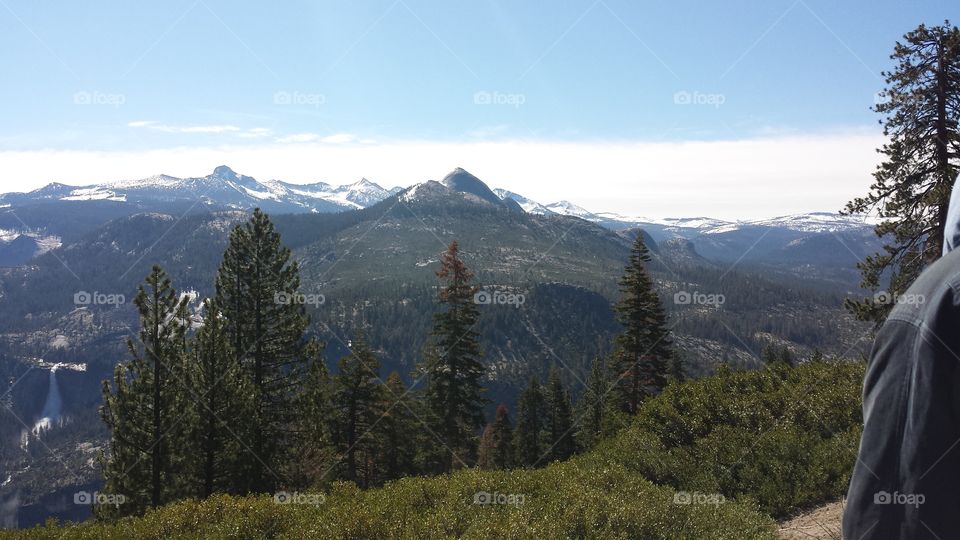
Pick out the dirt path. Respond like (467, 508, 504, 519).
(778, 500, 843, 539)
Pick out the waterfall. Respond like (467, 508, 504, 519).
(32, 365, 62, 434)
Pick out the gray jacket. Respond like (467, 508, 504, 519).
(844, 179, 960, 539)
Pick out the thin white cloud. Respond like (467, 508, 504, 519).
(237, 127, 274, 139)
(178, 125, 241, 134)
(275, 132, 357, 144)
(128, 121, 243, 134)
(0, 130, 883, 219)
(320, 133, 356, 144)
(276, 132, 321, 143)
(467, 125, 511, 138)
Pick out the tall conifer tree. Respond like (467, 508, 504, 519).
(374, 372, 420, 483)
(544, 369, 577, 463)
(100, 265, 189, 515)
(292, 353, 334, 489)
(182, 299, 253, 497)
(478, 404, 514, 470)
(612, 234, 672, 414)
(576, 356, 609, 450)
(513, 378, 547, 468)
(419, 241, 486, 471)
(214, 208, 316, 492)
(845, 21, 960, 324)
(330, 334, 383, 487)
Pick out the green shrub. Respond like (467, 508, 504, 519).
(6, 361, 863, 538)
(603, 360, 864, 518)
(7, 461, 774, 539)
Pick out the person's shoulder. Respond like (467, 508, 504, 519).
(917, 249, 960, 298)
(888, 250, 960, 327)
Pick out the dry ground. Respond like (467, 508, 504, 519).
(778, 500, 843, 539)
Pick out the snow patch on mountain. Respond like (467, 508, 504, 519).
(0, 228, 63, 262)
(240, 186, 280, 201)
(493, 189, 553, 214)
(399, 181, 449, 203)
(13, 166, 400, 214)
(104, 174, 186, 190)
(544, 200, 595, 219)
(61, 188, 127, 202)
(745, 212, 876, 233)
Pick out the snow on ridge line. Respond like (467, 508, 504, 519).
(40, 168, 399, 211)
(240, 186, 281, 201)
(22, 167, 876, 234)
(61, 187, 127, 202)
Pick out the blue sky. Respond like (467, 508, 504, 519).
(0, 0, 955, 217)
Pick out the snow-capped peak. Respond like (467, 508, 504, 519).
(211, 165, 238, 179)
(494, 189, 553, 215)
(545, 200, 596, 219)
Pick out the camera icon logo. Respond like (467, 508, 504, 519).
(874, 291, 893, 305)
(673, 90, 692, 105)
(473, 491, 492, 505)
(673, 491, 692, 504)
(473, 91, 492, 105)
(473, 291, 492, 305)
(74, 491, 92, 505)
(274, 292, 292, 305)
(273, 91, 292, 105)
(673, 291, 692, 305)
(74, 291, 93, 305)
(274, 491, 291, 504)
(874, 491, 891, 504)
(73, 91, 92, 105)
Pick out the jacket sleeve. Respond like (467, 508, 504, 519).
(844, 283, 960, 539)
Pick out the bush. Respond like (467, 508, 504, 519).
(6, 361, 863, 538)
(602, 360, 864, 518)
(7, 462, 774, 539)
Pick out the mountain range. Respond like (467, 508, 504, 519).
(0, 165, 878, 272)
(0, 165, 400, 214)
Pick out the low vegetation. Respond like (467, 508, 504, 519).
(6, 360, 863, 539)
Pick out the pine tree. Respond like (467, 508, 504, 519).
(214, 208, 315, 493)
(612, 234, 672, 414)
(544, 369, 577, 463)
(576, 356, 608, 450)
(779, 347, 795, 367)
(418, 241, 486, 471)
(99, 265, 189, 515)
(330, 333, 383, 487)
(845, 21, 960, 324)
(513, 378, 547, 468)
(183, 299, 253, 498)
(291, 353, 334, 489)
(761, 345, 779, 366)
(477, 404, 513, 470)
(374, 371, 420, 484)
(669, 353, 686, 383)
(761, 344, 794, 367)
